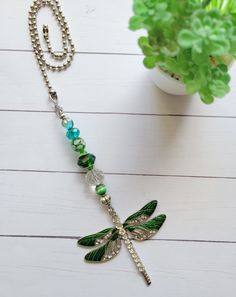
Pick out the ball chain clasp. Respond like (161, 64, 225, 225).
(49, 90, 65, 119)
(49, 89, 58, 103)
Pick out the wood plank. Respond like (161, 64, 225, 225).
(1, 1, 235, 295)
(0, 0, 140, 54)
(0, 237, 235, 297)
(1, 51, 236, 116)
(0, 111, 236, 177)
(1, 171, 236, 241)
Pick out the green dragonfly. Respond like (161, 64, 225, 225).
(78, 200, 166, 263)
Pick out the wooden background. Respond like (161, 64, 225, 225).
(0, 1, 236, 296)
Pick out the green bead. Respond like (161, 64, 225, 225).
(71, 137, 86, 153)
(78, 153, 96, 170)
(95, 184, 107, 196)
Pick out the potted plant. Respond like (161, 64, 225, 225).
(129, 0, 236, 103)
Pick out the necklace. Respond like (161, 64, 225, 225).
(28, 0, 166, 286)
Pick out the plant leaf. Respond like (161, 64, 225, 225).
(125, 214, 166, 241)
(201, 0, 212, 8)
(178, 30, 198, 48)
(186, 80, 200, 94)
(124, 200, 158, 226)
(138, 36, 154, 55)
(218, 64, 228, 72)
(84, 231, 121, 262)
(199, 88, 215, 104)
(192, 18, 202, 35)
(165, 57, 180, 74)
(185, 70, 204, 94)
(138, 36, 149, 47)
(78, 227, 114, 247)
(133, 0, 148, 14)
(129, 16, 144, 30)
(209, 80, 230, 97)
(192, 49, 207, 65)
(143, 56, 156, 68)
(209, 40, 230, 56)
(193, 39, 203, 54)
(221, 73, 231, 84)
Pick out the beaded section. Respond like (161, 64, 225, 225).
(78, 153, 96, 170)
(100, 194, 111, 205)
(85, 169, 104, 186)
(66, 127, 80, 140)
(95, 184, 107, 196)
(71, 137, 86, 153)
(61, 118, 74, 129)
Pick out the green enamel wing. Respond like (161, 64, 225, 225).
(78, 200, 166, 262)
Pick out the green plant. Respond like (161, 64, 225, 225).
(129, 0, 236, 103)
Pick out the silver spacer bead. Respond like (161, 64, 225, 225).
(100, 194, 111, 205)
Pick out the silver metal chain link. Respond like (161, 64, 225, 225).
(28, 0, 75, 118)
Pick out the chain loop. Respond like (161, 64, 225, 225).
(28, 0, 75, 117)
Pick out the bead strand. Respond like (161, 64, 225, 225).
(61, 116, 97, 170)
(61, 116, 111, 202)
(62, 115, 151, 285)
(61, 116, 111, 209)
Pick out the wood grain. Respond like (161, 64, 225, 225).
(0, 0, 139, 54)
(1, 51, 236, 116)
(0, 237, 235, 297)
(0, 0, 236, 295)
(0, 111, 236, 177)
(0, 170, 236, 241)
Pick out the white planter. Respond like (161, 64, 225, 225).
(151, 57, 234, 96)
(150, 66, 187, 95)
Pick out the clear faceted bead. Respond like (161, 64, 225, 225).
(85, 168, 104, 186)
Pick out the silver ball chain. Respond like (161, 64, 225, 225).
(28, 0, 75, 118)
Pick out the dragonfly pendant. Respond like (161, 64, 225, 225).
(78, 200, 166, 285)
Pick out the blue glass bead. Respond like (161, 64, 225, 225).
(61, 118, 74, 130)
(66, 127, 80, 140)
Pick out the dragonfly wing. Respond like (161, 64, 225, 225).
(125, 214, 166, 241)
(84, 230, 121, 262)
(124, 200, 158, 226)
(78, 227, 114, 247)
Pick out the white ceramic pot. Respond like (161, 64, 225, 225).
(150, 56, 234, 96)
(150, 66, 187, 95)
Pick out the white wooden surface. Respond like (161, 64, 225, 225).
(0, 1, 236, 296)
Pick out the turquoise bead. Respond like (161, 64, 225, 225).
(66, 127, 80, 140)
(61, 118, 74, 130)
